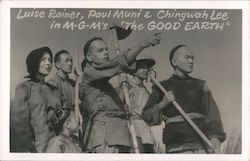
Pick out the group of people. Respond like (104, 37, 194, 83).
(10, 32, 226, 154)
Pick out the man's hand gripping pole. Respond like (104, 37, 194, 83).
(149, 68, 213, 149)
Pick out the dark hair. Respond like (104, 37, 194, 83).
(54, 50, 70, 63)
(48, 108, 71, 135)
(81, 37, 104, 70)
(169, 44, 186, 67)
(25, 47, 53, 78)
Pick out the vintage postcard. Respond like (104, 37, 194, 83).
(0, 0, 249, 161)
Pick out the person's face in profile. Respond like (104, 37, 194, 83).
(56, 53, 73, 74)
(172, 46, 194, 74)
(87, 39, 110, 65)
(38, 52, 52, 76)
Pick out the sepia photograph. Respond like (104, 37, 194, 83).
(0, 1, 249, 161)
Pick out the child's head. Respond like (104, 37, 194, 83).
(49, 108, 79, 135)
(63, 110, 79, 134)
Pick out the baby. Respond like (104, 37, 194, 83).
(46, 108, 82, 153)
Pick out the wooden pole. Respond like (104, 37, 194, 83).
(110, 27, 140, 153)
(74, 51, 83, 134)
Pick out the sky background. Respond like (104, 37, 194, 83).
(10, 8, 242, 151)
